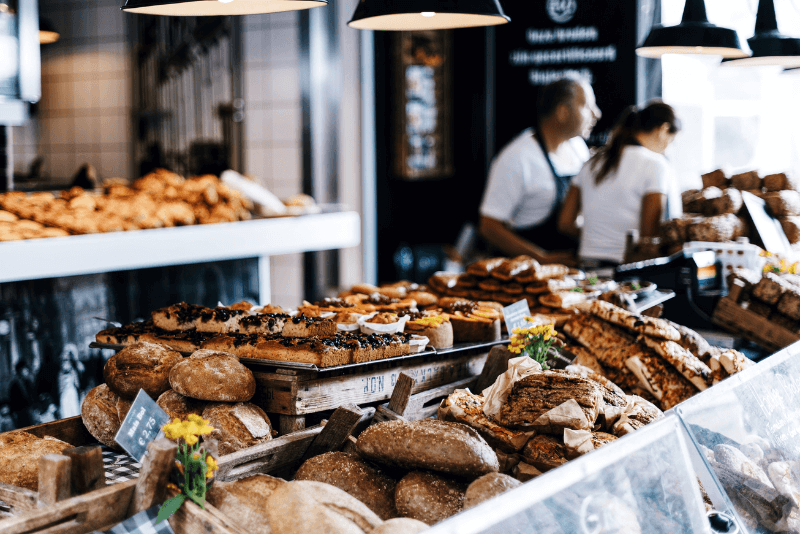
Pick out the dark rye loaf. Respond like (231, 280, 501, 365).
(356, 419, 499, 477)
(496, 370, 602, 429)
(394, 471, 466, 525)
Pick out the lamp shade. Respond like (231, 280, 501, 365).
(636, 0, 748, 58)
(39, 17, 59, 44)
(121, 0, 326, 16)
(721, 0, 800, 68)
(348, 0, 509, 31)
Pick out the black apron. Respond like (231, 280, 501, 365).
(515, 127, 579, 251)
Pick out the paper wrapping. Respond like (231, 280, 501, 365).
(564, 428, 594, 459)
(531, 399, 591, 435)
(482, 355, 542, 418)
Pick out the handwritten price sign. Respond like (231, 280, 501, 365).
(115, 389, 171, 462)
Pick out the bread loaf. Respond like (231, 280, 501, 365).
(731, 170, 761, 191)
(706, 188, 743, 216)
(394, 471, 466, 525)
(702, 169, 727, 189)
(103, 342, 183, 399)
(765, 190, 800, 217)
(81, 383, 126, 448)
(764, 172, 793, 192)
(687, 214, 746, 242)
(202, 402, 273, 455)
(295, 452, 398, 520)
(207, 474, 285, 534)
(156, 390, 207, 421)
(0, 432, 72, 490)
(370, 518, 429, 534)
(752, 272, 790, 305)
(521, 434, 567, 472)
(463, 473, 521, 509)
(777, 285, 800, 320)
(356, 419, 499, 477)
(169, 349, 255, 402)
(781, 217, 800, 244)
(266, 480, 383, 534)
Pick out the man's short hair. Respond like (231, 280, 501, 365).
(536, 76, 584, 120)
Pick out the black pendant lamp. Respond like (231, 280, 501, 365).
(348, 0, 509, 31)
(121, 0, 326, 16)
(636, 0, 748, 59)
(39, 17, 60, 44)
(722, 0, 800, 67)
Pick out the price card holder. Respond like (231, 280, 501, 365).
(503, 300, 531, 334)
(114, 389, 171, 462)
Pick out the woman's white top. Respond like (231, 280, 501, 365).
(574, 145, 674, 263)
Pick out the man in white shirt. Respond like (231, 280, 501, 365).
(479, 77, 601, 264)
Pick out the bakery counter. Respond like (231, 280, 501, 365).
(0, 209, 360, 303)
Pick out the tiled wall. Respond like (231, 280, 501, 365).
(242, 12, 305, 307)
(14, 0, 132, 185)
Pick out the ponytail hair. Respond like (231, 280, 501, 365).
(591, 101, 681, 185)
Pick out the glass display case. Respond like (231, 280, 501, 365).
(428, 415, 711, 534)
(677, 340, 800, 534)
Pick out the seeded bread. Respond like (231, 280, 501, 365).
(103, 341, 183, 399)
(463, 473, 521, 509)
(202, 402, 273, 455)
(151, 302, 210, 331)
(169, 349, 255, 402)
(0, 432, 72, 490)
(394, 471, 466, 525)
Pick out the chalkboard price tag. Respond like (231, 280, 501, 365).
(114, 389, 171, 462)
(503, 300, 532, 335)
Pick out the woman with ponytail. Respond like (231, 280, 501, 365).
(558, 101, 681, 265)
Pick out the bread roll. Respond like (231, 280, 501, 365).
(702, 169, 727, 189)
(156, 390, 207, 421)
(81, 383, 126, 448)
(356, 420, 499, 477)
(266, 480, 383, 534)
(202, 402, 273, 455)
(295, 452, 398, 520)
(463, 473, 521, 509)
(764, 172, 792, 192)
(0, 432, 72, 490)
(731, 170, 761, 191)
(104, 341, 183, 399)
(370, 518, 429, 534)
(394, 471, 466, 525)
(207, 474, 284, 534)
(169, 349, 255, 402)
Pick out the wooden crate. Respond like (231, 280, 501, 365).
(713, 296, 800, 352)
(252, 348, 489, 431)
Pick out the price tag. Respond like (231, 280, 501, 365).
(114, 389, 171, 462)
(503, 299, 531, 335)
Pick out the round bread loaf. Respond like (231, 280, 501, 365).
(463, 473, 521, 509)
(81, 383, 126, 449)
(157, 390, 207, 421)
(169, 349, 255, 402)
(295, 451, 398, 520)
(0, 431, 72, 490)
(356, 419, 499, 477)
(266, 480, 383, 534)
(394, 471, 466, 525)
(371, 518, 429, 534)
(207, 474, 285, 534)
(104, 342, 183, 399)
(202, 402, 273, 455)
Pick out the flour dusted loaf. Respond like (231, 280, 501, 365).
(371, 518, 429, 534)
(103, 341, 183, 399)
(356, 419, 499, 477)
(81, 383, 128, 449)
(0, 431, 72, 490)
(207, 474, 285, 534)
(169, 349, 255, 402)
(295, 451, 398, 520)
(156, 390, 207, 420)
(265, 480, 383, 534)
(463, 473, 522, 509)
(394, 471, 466, 525)
(202, 402, 273, 455)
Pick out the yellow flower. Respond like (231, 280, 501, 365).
(162, 417, 215, 444)
(192, 452, 200, 460)
(206, 455, 218, 479)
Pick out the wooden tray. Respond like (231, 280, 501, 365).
(712, 296, 800, 352)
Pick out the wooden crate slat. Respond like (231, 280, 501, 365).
(16, 417, 95, 447)
(713, 297, 800, 352)
(169, 498, 246, 534)
(0, 482, 37, 512)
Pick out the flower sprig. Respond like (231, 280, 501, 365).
(508, 320, 558, 370)
(157, 414, 217, 524)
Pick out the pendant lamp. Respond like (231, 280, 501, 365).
(348, 0, 509, 31)
(636, 0, 748, 59)
(721, 0, 800, 67)
(121, 0, 326, 16)
(39, 18, 59, 44)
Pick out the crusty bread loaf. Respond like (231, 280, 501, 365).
(266, 480, 383, 534)
(202, 402, 273, 455)
(103, 341, 183, 399)
(356, 420, 499, 477)
(781, 217, 800, 244)
(394, 471, 466, 525)
(521, 434, 567, 472)
(81, 383, 126, 449)
(295, 452, 397, 520)
(169, 349, 255, 402)
(765, 190, 800, 217)
(370, 518, 429, 534)
(463, 473, 521, 509)
(731, 170, 761, 191)
(702, 169, 727, 189)
(764, 172, 792, 192)
(156, 390, 207, 421)
(0, 432, 72, 490)
(207, 474, 285, 534)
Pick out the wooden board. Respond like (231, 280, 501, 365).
(14, 416, 95, 447)
(713, 297, 800, 352)
(252, 350, 488, 415)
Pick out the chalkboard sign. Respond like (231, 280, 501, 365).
(494, 0, 653, 150)
(503, 299, 532, 334)
(115, 389, 171, 462)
